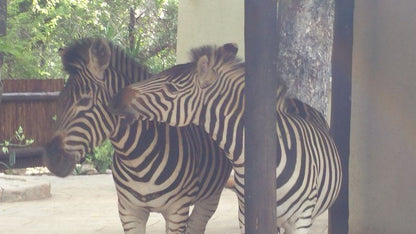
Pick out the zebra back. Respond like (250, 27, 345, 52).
(284, 98, 330, 130)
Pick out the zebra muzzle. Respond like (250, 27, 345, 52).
(43, 135, 77, 177)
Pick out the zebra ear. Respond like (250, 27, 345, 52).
(58, 48, 66, 58)
(197, 55, 215, 89)
(89, 38, 111, 80)
(197, 55, 209, 74)
(221, 43, 238, 60)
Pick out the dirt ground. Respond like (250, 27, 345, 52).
(0, 174, 327, 233)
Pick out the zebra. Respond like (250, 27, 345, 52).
(110, 43, 342, 234)
(43, 38, 232, 234)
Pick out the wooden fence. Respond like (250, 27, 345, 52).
(0, 79, 64, 169)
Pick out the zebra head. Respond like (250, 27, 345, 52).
(110, 43, 242, 128)
(44, 38, 116, 177)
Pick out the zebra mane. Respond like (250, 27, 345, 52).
(107, 41, 151, 84)
(60, 37, 150, 84)
(189, 44, 242, 66)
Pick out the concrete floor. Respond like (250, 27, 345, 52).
(0, 174, 328, 233)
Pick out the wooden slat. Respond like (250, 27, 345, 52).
(0, 79, 64, 148)
(0, 147, 45, 170)
(2, 92, 60, 102)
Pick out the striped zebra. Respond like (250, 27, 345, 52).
(43, 38, 232, 234)
(110, 44, 342, 233)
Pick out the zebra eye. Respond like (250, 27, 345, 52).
(165, 83, 178, 94)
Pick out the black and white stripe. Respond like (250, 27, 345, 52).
(112, 44, 342, 234)
(44, 38, 232, 234)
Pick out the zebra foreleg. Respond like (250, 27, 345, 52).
(231, 170, 246, 234)
(117, 202, 150, 234)
(186, 190, 223, 234)
(162, 206, 190, 234)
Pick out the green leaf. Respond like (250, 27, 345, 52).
(18, 126, 23, 134)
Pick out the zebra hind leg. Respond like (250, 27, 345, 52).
(186, 190, 223, 234)
(282, 208, 314, 234)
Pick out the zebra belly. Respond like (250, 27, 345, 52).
(111, 162, 201, 212)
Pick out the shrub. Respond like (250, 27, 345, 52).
(0, 126, 34, 170)
(85, 140, 114, 174)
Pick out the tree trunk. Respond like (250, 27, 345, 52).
(0, 0, 6, 104)
(278, 0, 334, 118)
(0, 0, 6, 67)
(128, 6, 135, 51)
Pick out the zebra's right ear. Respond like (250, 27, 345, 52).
(197, 55, 215, 89)
(197, 55, 209, 74)
(89, 38, 111, 80)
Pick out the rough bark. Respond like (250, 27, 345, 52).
(0, 79, 3, 105)
(128, 6, 135, 51)
(0, 0, 6, 104)
(278, 0, 334, 117)
(0, 0, 5, 65)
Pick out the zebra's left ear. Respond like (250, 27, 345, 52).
(220, 43, 238, 60)
(89, 38, 111, 80)
(197, 55, 215, 89)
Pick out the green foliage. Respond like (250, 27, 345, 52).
(85, 139, 114, 174)
(1, 125, 34, 154)
(0, 126, 34, 170)
(0, 0, 178, 79)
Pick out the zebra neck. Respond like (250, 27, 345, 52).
(198, 78, 245, 163)
(109, 119, 149, 158)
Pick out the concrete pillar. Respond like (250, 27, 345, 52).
(350, 0, 416, 233)
(176, 0, 244, 63)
